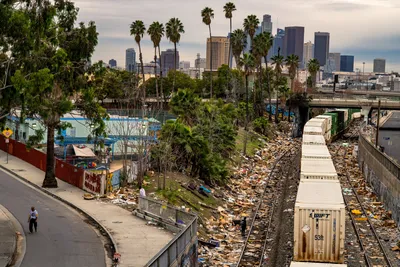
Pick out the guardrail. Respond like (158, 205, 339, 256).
(138, 197, 198, 267)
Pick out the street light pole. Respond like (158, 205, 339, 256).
(363, 62, 365, 90)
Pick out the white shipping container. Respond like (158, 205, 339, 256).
(352, 112, 361, 119)
(324, 131, 331, 143)
(303, 135, 326, 145)
(302, 145, 331, 159)
(303, 126, 324, 136)
(294, 181, 345, 263)
(307, 118, 328, 133)
(301, 158, 338, 180)
(316, 115, 332, 131)
(290, 262, 347, 267)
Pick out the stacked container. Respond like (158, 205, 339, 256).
(302, 135, 326, 146)
(323, 113, 338, 136)
(290, 262, 347, 266)
(300, 159, 338, 180)
(293, 181, 345, 263)
(302, 145, 331, 160)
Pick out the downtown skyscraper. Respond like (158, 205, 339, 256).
(303, 41, 314, 67)
(314, 32, 330, 67)
(283, 26, 305, 67)
(125, 48, 136, 72)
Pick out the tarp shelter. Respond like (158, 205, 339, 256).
(72, 145, 96, 157)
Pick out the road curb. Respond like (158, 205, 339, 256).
(0, 204, 25, 267)
(0, 164, 119, 261)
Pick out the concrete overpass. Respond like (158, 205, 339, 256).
(309, 98, 400, 110)
(317, 89, 400, 98)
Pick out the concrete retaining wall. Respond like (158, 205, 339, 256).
(358, 135, 400, 224)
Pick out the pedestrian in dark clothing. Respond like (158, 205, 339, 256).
(241, 217, 247, 236)
(27, 206, 38, 233)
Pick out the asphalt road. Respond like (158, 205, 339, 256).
(0, 170, 106, 267)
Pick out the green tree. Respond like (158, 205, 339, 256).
(169, 88, 201, 126)
(252, 34, 265, 115)
(243, 15, 259, 53)
(148, 22, 165, 108)
(9, 1, 107, 187)
(286, 54, 300, 91)
(308, 58, 320, 88)
(230, 29, 247, 70)
(166, 18, 185, 94)
(130, 20, 146, 98)
(201, 7, 214, 98)
(271, 54, 284, 123)
(223, 2, 236, 69)
(238, 53, 255, 155)
(260, 32, 273, 120)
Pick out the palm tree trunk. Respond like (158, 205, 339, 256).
(265, 56, 272, 121)
(154, 47, 159, 109)
(209, 25, 213, 98)
(275, 89, 279, 123)
(158, 46, 164, 109)
(259, 63, 263, 116)
(172, 42, 177, 94)
(243, 74, 249, 155)
(228, 18, 232, 69)
(43, 124, 58, 188)
(138, 42, 146, 116)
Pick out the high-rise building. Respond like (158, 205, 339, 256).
(261, 14, 273, 33)
(314, 32, 330, 67)
(179, 61, 191, 70)
(206, 36, 229, 71)
(303, 41, 314, 67)
(340, 55, 354, 72)
(373, 58, 386, 73)
(125, 48, 136, 72)
(283, 26, 305, 67)
(329, 53, 341, 71)
(161, 49, 179, 76)
(109, 59, 117, 68)
(272, 28, 285, 58)
(195, 53, 207, 69)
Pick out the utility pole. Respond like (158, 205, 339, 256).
(363, 62, 365, 90)
(375, 99, 381, 148)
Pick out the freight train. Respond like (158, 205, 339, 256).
(291, 108, 361, 267)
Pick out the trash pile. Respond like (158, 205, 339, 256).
(198, 136, 296, 266)
(330, 141, 400, 263)
(83, 187, 139, 212)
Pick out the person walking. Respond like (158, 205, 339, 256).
(240, 217, 247, 237)
(139, 186, 146, 197)
(27, 206, 38, 233)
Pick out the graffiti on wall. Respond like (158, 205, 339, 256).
(112, 170, 121, 190)
(180, 240, 197, 267)
(84, 172, 102, 194)
(106, 173, 113, 193)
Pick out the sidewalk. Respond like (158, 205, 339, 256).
(0, 150, 173, 267)
(0, 205, 16, 267)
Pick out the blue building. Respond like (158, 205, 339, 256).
(340, 55, 354, 72)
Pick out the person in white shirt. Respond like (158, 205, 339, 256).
(139, 186, 146, 198)
(27, 206, 38, 233)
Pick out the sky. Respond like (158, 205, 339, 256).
(73, 0, 400, 72)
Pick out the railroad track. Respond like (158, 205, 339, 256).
(237, 145, 300, 267)
(332, 139, 393, 267)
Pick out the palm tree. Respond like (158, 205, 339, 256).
(148, 22, 164, 108)
(285, 54, 300, 92)
(308, 58, 320, 89)
(271, 54, 284, 123)
(238, 53, 255, 155)
(230, 29, 247, 70)
(201, 7, 214, 98)
(260, 32, 273, 119)
(130, 20, 146, 98)
(166, 18, 185, 94)
(243, 15, 260, 53)
(252, 34, 264, 115)
(224, 2, 236, 69)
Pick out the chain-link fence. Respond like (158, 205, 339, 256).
(138, 197, 198, 267)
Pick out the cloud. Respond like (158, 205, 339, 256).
(72, 0, 400, 71)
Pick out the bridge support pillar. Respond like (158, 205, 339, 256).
(361, 106, 371, 124)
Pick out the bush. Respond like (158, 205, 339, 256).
(252, 117, 269, 135)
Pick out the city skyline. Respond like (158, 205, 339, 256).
(73, 0, 400, 72)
